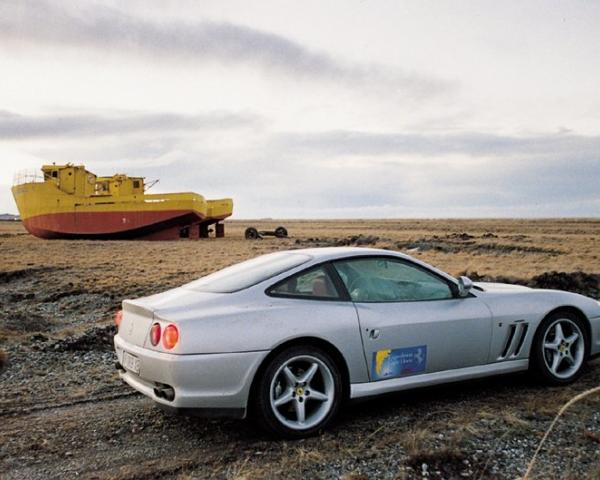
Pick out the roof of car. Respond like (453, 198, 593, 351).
(278, 247, 458, 285)
(284, 246, 407, 260)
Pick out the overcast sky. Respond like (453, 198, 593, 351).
(1, 0, 599, 217)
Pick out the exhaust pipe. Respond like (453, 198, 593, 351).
(153, 384, 175, 402)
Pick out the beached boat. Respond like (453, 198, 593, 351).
(12, 164, 233, 240)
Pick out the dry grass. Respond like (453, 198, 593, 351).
(2, 218, 600, 479)
(399, 428, 432, 457)
(2, 218, 600, 284)
(523, 385, 600, 480)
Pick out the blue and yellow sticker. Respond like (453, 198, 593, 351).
(372, 345, 427, 380)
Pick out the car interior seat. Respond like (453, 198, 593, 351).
(312, 274, 335, 297)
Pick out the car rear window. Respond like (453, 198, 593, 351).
(184, 252, 312, 293)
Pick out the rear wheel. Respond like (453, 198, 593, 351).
(531, 311, 588, 385)
(274, 226, 288, 238)
(253, 346, 342, 438)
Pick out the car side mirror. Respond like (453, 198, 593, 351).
(457, 276, 473, 298)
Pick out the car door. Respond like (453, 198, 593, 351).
(332, 257, 493, 381)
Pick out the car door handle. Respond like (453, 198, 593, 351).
(368, 329, 380, 339)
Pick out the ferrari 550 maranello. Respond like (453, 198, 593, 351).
(114, 247, 600, 437)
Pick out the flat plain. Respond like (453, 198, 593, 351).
(1, 219, 599, 479)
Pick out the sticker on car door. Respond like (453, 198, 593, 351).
(372, 345, 427, 380)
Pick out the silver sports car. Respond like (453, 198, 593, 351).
(114, 247, 600, 438)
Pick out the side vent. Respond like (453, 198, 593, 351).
(513, 324, 528, 356)
(499, 322, 529, 360)
(501, 325, 517, 358)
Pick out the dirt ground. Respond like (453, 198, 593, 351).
(1, 219, 599, 479)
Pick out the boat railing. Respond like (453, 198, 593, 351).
(13, 170, 44, 186)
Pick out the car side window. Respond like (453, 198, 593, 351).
(269, 266, 341, 300)
(333, 257, 453, 303)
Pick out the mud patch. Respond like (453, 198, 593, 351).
(530, 271, 600, 298)
(447, 232, 475, 240)
(1, 312, 56, 333)
(0, 232, 27, 238)
(0, 349, 7, 372)
(8, 292, 35, 302)
(397, 234, 561, 255)
(42, 289, 88, 303)
(407, 449, 477, 479)
(464, 271, 600, 299)
(464, 271, 525, 285)
(47, 325, 117, 352)
(294, 234, 381, 248)
(0, 266, 69, 283)
(47, 291, 118, 317)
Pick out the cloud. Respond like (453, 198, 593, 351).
(99, 125, 596, 217)
(134, 152, 599, 218)
(273, 129, 600, 159)
(0, 0, 451, 99)
(0, 109, 260, 139)
(165, 128, 600, 216)
(260, 129, 600, 214)
(2, 110, 598, 217)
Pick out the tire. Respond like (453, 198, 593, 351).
(252, 345, 343, 439)
(530, 311, 589, 385)
(245, 227, 259, 240)
(274, 226, 288, 238)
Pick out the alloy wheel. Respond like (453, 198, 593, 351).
(269, 355, 335, 430)
(542, 318, 585, 380)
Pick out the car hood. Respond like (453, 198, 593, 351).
(474, 282, 531, 293)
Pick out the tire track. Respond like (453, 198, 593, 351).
(0, 390, 140, 417)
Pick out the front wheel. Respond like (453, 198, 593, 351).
(531, 311, 588, 385)
(245, 227, 260, 240)
(253, 346, 343, 438)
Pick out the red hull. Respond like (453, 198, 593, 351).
(22, 210, 225, 240)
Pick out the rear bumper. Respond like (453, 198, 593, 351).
(114, 334, 269, 415)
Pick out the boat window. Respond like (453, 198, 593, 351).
(95, 182, 109, 194)
(52, 171, 58, 178)
(133, 180, 140, 188)
(185, 252, 311, 293)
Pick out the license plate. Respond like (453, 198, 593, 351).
(122, 351, 140, 374)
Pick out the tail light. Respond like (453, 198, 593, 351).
(114, 310, 123, 329)
(162, 324, 179, 350)
(150, 323, 161, 346)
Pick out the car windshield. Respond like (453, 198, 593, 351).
(184, 252, 312, 293)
